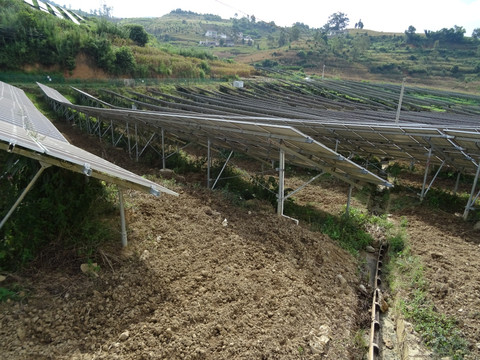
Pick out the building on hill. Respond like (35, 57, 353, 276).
(327, 29, 348, 37)
(199, 40, 219, 46)
(205, 30, 218, 38)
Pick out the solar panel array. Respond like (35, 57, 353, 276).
(39, 83, 392, 188)
(114, 83, 479, 173)
(22, 0, 82, 24)
(100, 83, 480, 175)
(0, 81, 177, 197)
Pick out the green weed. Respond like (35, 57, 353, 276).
(0, 287, 18, 302)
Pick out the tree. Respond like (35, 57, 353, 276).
(127, 24, 148, 46)
(278, 31, 289, 46)
(290, 25, 301, 41)
(355, 19, 364, 29)
(405, 25, 419, 44)
(250, 14, 256, 23)
(351, 34, 370, 59)
(472, 28, 480, 39)
(98, 2, 113, 18)
(326, 12, 349, 31)
(114, 46, 136, 75)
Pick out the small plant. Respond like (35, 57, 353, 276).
(0, 287, 18, 302)
(387, 216, 408, 255)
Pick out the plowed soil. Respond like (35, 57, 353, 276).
(1, 122, 480, 359)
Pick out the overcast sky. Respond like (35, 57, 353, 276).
(64, 0, 480, 36)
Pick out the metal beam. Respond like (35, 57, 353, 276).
(420, 148, 433, 201)
(0, 162, 51, 230)
(212, 150, 234, 190)
(284, 173, 323, 200)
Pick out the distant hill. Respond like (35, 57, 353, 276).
(2, 2, 479, 91)
(118, 9, 480, 90)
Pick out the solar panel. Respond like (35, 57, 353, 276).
(62, 8, 81, 25)
(37, 0, 50, 13)
(0, 81, 178, 197)
(1, 82, 67, 142)
(50, 5, 67, 20)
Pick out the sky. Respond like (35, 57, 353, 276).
(64, 0, 480, 36)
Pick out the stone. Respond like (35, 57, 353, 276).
(430, 252, 444, 260)
(80, 263, 99, 277)
(336, 274, 347, 286)
(308, 325, 331, 355)
(119, 331, 130, 341)
(474, 221, 480, 231)
(359, 284, 369, 295)
(159, 168, 174, 179)
(0, 275, 6, 283)
(140, 250, 149, 261)
(366, 245, 376, 253)
(17, 327, 26, 341)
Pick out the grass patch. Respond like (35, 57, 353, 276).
(388, 246, 470, 359)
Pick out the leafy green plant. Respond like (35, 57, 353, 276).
(0, 287, 18, 302)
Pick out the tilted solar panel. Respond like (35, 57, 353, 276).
(0, 81, 178, 197)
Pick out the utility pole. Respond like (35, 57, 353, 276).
(395, 77, 407, 124)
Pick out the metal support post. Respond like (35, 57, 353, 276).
(134, 123, 139, 162)
(346, 185, 353, 217)
(277, 148, 285, 216)
(395, 77, 406, 124)
(463, 162, 480, 220)
(161, 128, 166, 170)
(420, 148, 432, 201)
(453, 172, 461, 195)
(207, 138, 212, 189)
(212, 150, 234, 190)
(118, 188, 128, 247)
(126, 122, 131, 157)
(0, 162, 51, 230)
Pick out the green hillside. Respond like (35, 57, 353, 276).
(1, 1, 480, 91)
(0, 1, 252, 82)
(119, 10, 480, 91)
